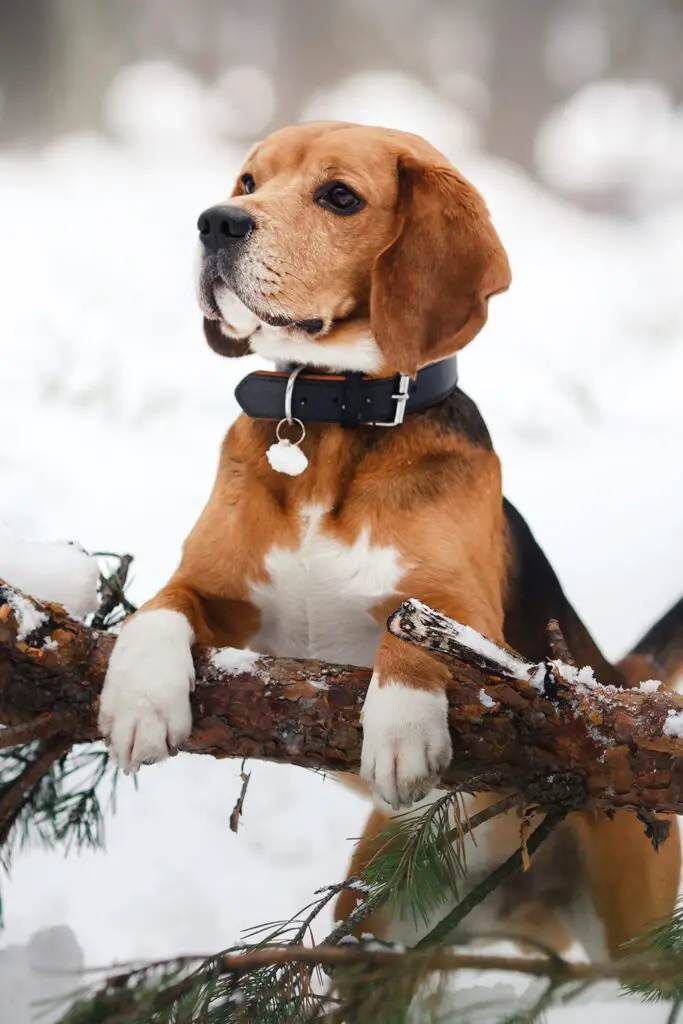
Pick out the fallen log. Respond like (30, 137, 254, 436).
(1, 580, 683, 816)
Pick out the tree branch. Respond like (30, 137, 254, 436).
(77, 943, 683, 990)
(2, 581, 683, 816)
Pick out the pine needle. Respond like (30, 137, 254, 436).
(623, 896, 683, 1004)
(361, 792, 467, 927)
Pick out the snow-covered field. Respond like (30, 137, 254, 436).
(0, 74, 682, 1021)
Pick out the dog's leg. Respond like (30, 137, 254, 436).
(567, 809, 681, 959)
(361, 585, 505, 811)
(562, 650, 682, 960)
(334, 805, 393, 940)
(98, 586, 198, 773)
(360, 632, 454, 810)
(99, 579, 257, 773)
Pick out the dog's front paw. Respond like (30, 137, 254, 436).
(360, 675, 452, 809)
(98, 610, 195, 773)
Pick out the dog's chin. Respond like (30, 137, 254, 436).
(200, 284, 383, 374)
(200, 283, 262, 358)
(251, 324, 383, 374)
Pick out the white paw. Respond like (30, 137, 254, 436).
(98, 610, 195, 773)
(360, 676, 452, 809)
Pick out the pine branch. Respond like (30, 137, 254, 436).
(0, 554, 134, 876)
(53, 794, 683, 1024)
(229, 761, 252, 834)
(0, 736, 73, 847)
(90, 553, 136, 630)
(2, 581, 683, 819)
(56, 941, 683, 1024)
(416, 808, 568, 947)
(0, 712, 73, 751)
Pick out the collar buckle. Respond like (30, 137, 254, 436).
(372, 374, 412, 427)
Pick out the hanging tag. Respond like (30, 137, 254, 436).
(267, 418, 308, 476)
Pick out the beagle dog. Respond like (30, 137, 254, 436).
(98, 122, 680, 959)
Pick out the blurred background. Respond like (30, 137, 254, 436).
(3, 0, 683, 213)
(0, 3, 682, 1020)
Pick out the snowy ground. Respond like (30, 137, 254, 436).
(0, 79, 682, 1021)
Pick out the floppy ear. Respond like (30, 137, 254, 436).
(370, 156, 511, 376)
(203, 318, 252, 358)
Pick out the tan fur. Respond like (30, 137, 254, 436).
(206, 121, 510, 371)
(135, 122, 678, 959)
(144, 412, 507, 664)
(334, 806, 393, 939)
(569, 809, 680, 957)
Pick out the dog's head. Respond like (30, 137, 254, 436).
(197, 122, 510, 376)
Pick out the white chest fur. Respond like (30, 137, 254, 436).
(249, 506, 405, 667)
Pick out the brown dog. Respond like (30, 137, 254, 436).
(98, 121, 680, 959)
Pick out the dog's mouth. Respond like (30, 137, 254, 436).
(195, 249, 381, 373)
(197, 253, 325, 341)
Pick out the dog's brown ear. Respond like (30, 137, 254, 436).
(370, 156, 511, 376)
(203, 318, 252, 358)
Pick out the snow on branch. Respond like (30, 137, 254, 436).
(1, 580, 683, 819)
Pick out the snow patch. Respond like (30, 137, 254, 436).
(346, 879, 376, 896)
(0, 526, 99, 619)
(529, 664, 548, 691)
(6, 591, 48, 642)
(452, 623, 529, 680)
(0, 924, 83, 1024)
(405, 599, 530, 680)
(663, 710, 683, 738)
(553, 661, 600, 690)
(211, 647, 261, 673)
(638, 679, 661, 694)
(478, 688, 496, 709)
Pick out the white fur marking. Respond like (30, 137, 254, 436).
(360, 676, 452, 809)
(249, 506, 404, 667)
(98, 610, 195, 773)
(214, 285, 261, 338)
(252, 326, 382, 373)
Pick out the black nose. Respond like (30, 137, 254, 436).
(197, 205, 255, 252)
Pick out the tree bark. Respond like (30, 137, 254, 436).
(1, 581, 683, 816)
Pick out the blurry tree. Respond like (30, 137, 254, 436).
(484, 0, 562, 174)
(2, 0, 683, 210)
(0, 0, 53, 145)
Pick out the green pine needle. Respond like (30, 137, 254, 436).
(0, 744, 124, 929)
(361, 791, 467, 926)
(622, 897, 683, 1005)
(0, 746, 119, 870)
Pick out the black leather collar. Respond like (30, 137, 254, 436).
(235, 357, 459, 427)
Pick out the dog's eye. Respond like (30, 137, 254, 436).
(315, 181, 365, 216)
(240, 173, 256, 195)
